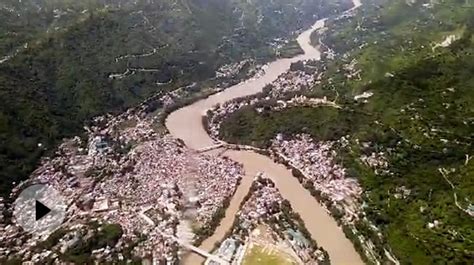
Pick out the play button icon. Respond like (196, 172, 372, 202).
(13, 184, 67, 237)
(35, 200, 51, 221)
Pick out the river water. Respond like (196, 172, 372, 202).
(166, 1, 363, 264)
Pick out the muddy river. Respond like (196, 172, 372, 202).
(166, 1, 363, 264)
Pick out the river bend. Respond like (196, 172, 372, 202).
(166, 1, 363, 264)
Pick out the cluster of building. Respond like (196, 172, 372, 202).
(342, 58, 362, 81)
(0, 104, 244, 263)
(206, 97, 260, 140)
(215, 59, 258, 79)
(207, 94, 338, 140)
(353, 91, 374, 102)
(238, 176, 284, 224)
(207, 175, 329, 264)
(265, 67, 318, 97)
(270, 134, 362, 219)
(206, 64, 333, 140)
(271, 95, 339, 111)
(159, 82, 198, 108)
(157, 59, 265, 109)
(0, 198, 4, 224)
(360, 151, 389, 175)
(206, 237, 246, 265)
(94, 134, 243, 228)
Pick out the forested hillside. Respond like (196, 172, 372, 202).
(0, 0, 351, 197)
(220, 0, 474, 263)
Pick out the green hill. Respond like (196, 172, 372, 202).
(219, 0, 474, 263)
(0, 0, 351, 197)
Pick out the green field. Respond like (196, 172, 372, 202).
(243, 244, 297, 265)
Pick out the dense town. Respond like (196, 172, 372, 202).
(0, 14, 385, 265)
(206, 175, 330, 265)
(0, 100, 245, 263)
(0, 69, 351, 264)
(2, 0, 471, 263)
(0, 52, 373, 262)
(0, 38, 358, 262)
(203, 60, 363, 223)
(0, 24, 373, 264)
(270, 134, 362, 218)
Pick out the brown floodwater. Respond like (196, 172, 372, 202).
(166, 2, 363, 264)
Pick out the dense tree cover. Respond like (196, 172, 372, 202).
(220, 0, 474, 263)
(0, 0, 352, 198)
(220, 106, 364, 148)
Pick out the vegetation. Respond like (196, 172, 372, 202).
(0, 0, 352, 198)
(243, 244, 297, 265)
(219, 0, 474, 263)
(278, 40, 304, 58)
(220, 106, 363, 148)
(61, 223, 123, 263)
(40, 228, 68, 249)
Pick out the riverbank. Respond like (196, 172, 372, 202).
(165, 1, 364, 264)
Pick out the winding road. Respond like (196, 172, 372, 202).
(166, 1, 363, 264)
